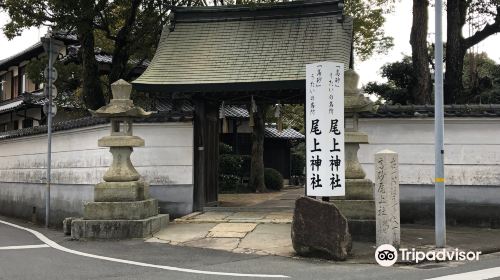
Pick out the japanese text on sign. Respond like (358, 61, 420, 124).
(306, 62, 345, 197)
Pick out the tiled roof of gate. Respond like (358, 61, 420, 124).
(265, 127, 304, 139)
(133, 0, 352, 92)
(222, 105, 249, 118)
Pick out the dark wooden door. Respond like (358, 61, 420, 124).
(193, 99, 220, 210)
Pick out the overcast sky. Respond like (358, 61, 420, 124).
(1, 1, 500, 86)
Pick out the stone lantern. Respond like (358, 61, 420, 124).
(70, 79, 168, 239)
(344, 70, 375, 199)
(333, 69, 377, 241)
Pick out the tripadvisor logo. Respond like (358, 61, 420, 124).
(375, 244, 398, 267)
(375, 244, 482, 267)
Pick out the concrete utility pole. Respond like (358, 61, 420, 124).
(434, 0, 446, 248)
(41, 31, 63, 228)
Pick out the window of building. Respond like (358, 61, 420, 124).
(13, 120, 19, 130)
(22, 118, 33, 128)
(0, 75, 4, 101)
(0, 123, 8, 132)
(12, 76, 18, 98)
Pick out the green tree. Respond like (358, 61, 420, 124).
(25, 57, 85, 109)
(445, 0, 500, 104)
(364, 56, 417, 105)
(459, 52, 500, 103)
(344, 0, 396, 68)
(1, 0, 107, 109)
(0, 0, 191, 109)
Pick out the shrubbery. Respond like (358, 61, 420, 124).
(218, 143, 287, 192)
(219, 143, 233, 155)
(264, 168, 284, 191)
(219, 154, 243, 176)
(291, 153, 305, 176)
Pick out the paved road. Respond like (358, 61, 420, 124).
(1, 217, 500, 280)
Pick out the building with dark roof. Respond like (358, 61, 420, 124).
(0, 33, 150, 132)
(0, 32, 78, 132)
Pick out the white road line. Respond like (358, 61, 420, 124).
(0, 244, 50, 250)
(425, 267, 500, 280)
(0, 219, 289, 278)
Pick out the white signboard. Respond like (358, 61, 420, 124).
(305, 62, 345, 197)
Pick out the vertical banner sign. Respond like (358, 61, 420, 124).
(306, 62, 345, 197)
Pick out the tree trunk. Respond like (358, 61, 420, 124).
(76, 0, 105, 110)
(444, 0, 467, 104)
(249, 104, 267, 193)
(410, 0, 431, 104)
(108, 0, 142, 85)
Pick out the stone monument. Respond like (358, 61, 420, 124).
(333, 69, 376, 241)
(374, 150, 401, 247)
(70, 79, 168, 239)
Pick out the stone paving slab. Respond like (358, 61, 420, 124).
(238, 224, 294, 257)
(228, 212, 266, 220)
(174, 211, 292, 224)
(182, 237, 241, 251)
(209, 222, 257, 234)
(148, 223, 216, 244)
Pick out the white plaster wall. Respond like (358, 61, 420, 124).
(358, 118, 500, 186)
(0, 122, 193, 185)
(0, 121, 194, 224)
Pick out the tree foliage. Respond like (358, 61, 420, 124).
(0, 0, 188, 109)
(364, 56, 418, 105)
(344, 0, 395, 64)
(366, 52, 500, 105)
(444, 0, 500, 104)
(459, 52, 500, 103)
(25, 56, 85, 108)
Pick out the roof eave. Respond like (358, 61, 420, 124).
(133, 80, 305, 94)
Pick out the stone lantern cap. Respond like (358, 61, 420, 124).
(90, 79, 152, 118)
(344, 70, 376, 114)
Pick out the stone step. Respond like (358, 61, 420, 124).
(332, 200, 375, 220)
(71, 214, 169, 239)
(347, 219, 375, 242)
(345, 179, 374, 200)
(84, 199, 158, 220)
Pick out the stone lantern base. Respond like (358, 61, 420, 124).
(69, 180, 168, 239)
(70, 195, 168, 239)
(71, 214, 168, 240)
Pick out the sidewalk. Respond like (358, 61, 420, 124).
(148, 212, 500, 263)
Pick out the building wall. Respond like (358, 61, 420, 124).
(0, 121, 194, 225)
(4, 72, 12, 100)
(358, 118, 500, 225)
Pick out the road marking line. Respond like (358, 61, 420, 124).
(0, 244, 50, 250)
(0, 219, 289, 278)
(424, 267, 500, 280)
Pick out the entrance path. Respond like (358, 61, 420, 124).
(147, 187, 303, 257)
(215, 185, 304, 210)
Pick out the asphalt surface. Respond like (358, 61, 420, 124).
(1, 216, 500, 280)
